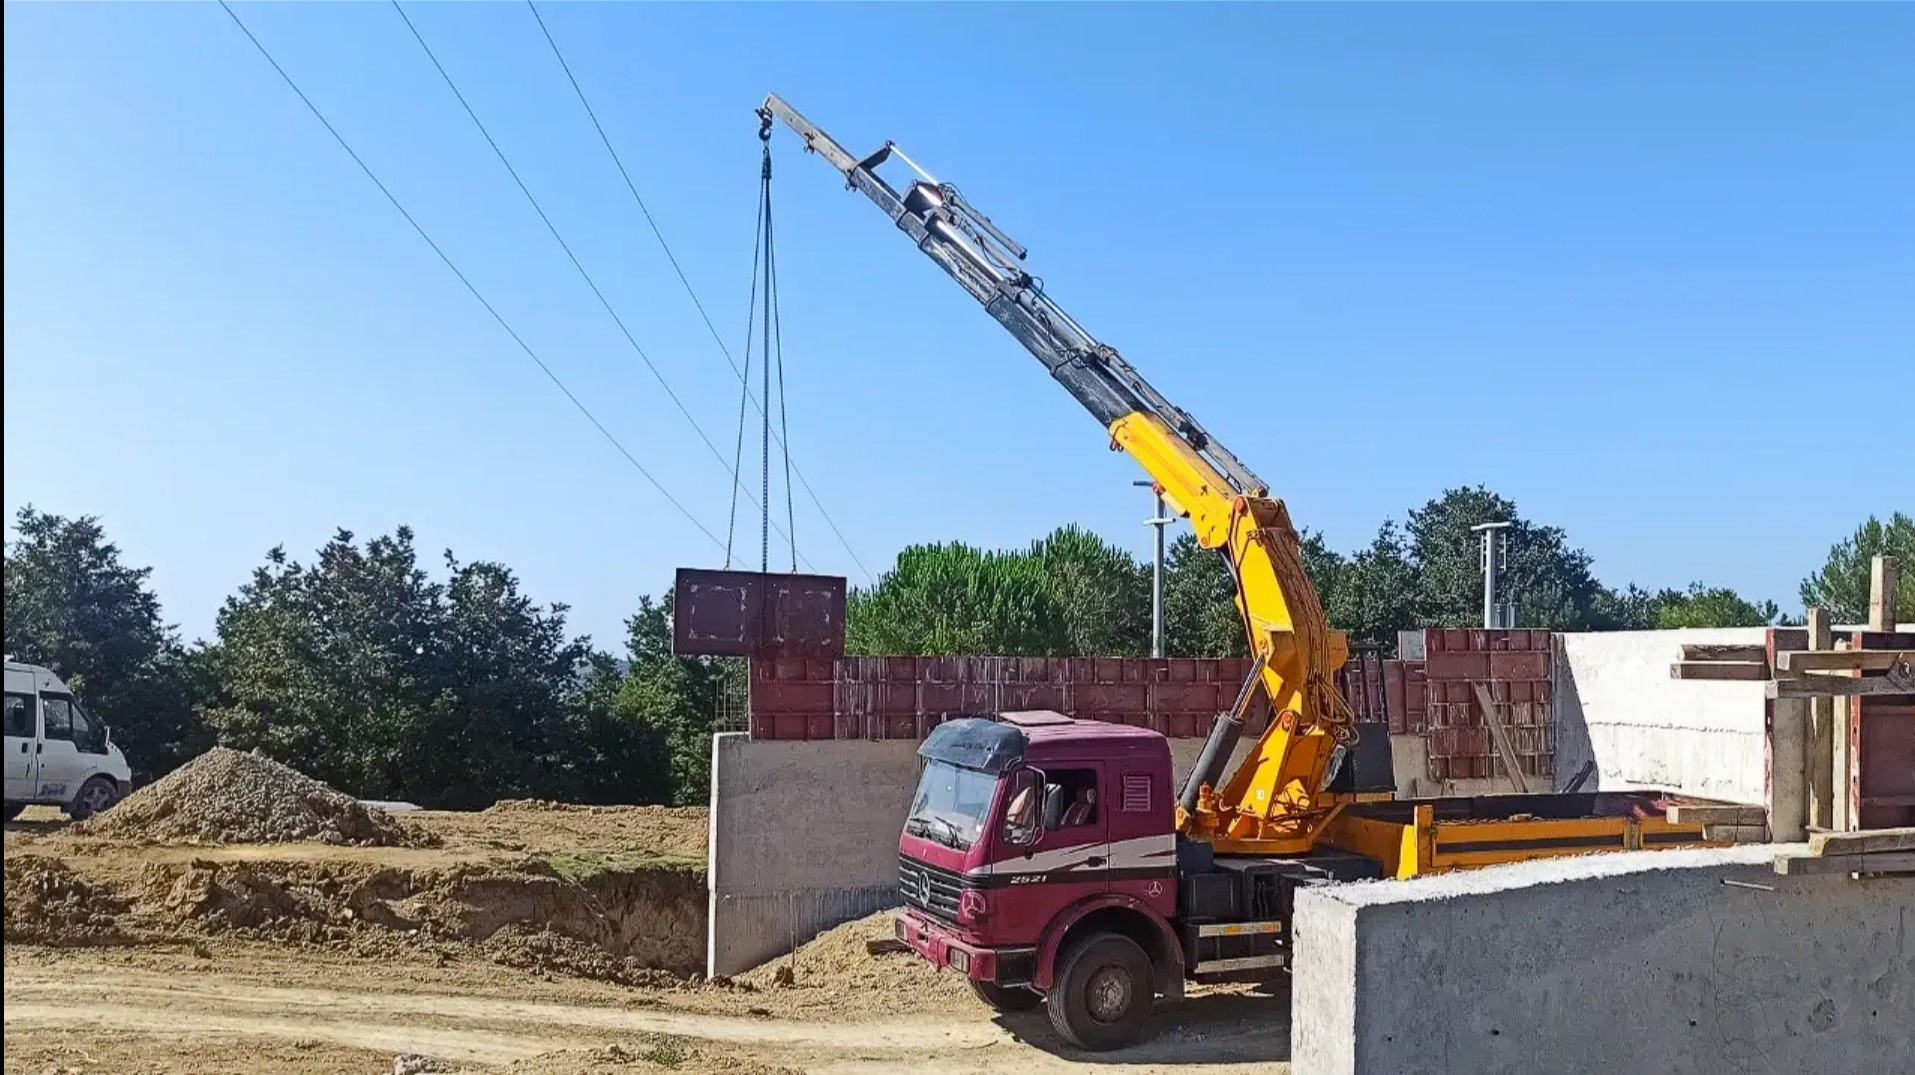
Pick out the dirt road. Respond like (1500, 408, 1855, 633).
(4, 945, 1289, 1074)
(6, 784, 1290, 1074)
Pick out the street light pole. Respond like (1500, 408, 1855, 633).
(1136, 480, 1170, 657)
(1470, 521, 1513, 628)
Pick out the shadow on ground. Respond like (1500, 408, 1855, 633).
(992, 984, 1290, 1066)
(4, 817, 70, 836)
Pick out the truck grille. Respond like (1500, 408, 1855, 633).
(898, 854, 963, 923)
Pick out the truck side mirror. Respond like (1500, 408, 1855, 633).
(1001, 768, 1043, 848)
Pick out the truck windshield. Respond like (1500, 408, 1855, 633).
(905, 760, 997, 851)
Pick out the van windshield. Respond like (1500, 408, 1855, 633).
(905, 760, 997, 851)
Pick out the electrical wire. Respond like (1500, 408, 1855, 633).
(389, 1, 811, 569)
(216, 0, 725, 551)
(524, 0, 874, 583)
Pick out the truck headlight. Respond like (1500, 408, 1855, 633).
(949, 948, 971, 973)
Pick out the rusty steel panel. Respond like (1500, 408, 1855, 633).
(673, 568, 846, 659)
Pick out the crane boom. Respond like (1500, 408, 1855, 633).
(762, 94, 1359, 853)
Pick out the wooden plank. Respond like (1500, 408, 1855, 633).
(1470, 682, 1531, 794)
(1771, 696, 1809, 842)
(1679, 643, 1767, 663)
(1702, 823, 1770, 843)
(1667, 804, 1768, 826)
(1671, 661, 1768, 681)
(1768, 675, 1915, 699)
(1810, 827, 1915, 856)
(1773, 849, 1915, 876)
(1870, 555, 1900, 633)
(1807, 610, 1834, 831)
(1775, 649, 1912, 672)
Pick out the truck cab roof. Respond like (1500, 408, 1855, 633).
(919, 711, 1168, 773)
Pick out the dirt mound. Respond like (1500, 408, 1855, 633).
(411, 800, 707, 858)
(69, 747, 433, 847)
(3, 856, 134, 945)
(7, 850, 708, 981)
(481, 924, 688, 988)
(738, 909, 970, 1013)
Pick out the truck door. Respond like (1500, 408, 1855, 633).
(3, 690, 35, 801)
(34, 693, 83, 804)
(1033, 763, 1111, 892)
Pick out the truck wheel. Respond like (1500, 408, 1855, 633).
(969, 978, 1043, 1012)
(1045, 931, 1153, 1051)
(3, 803, 23, 822)
(67, 777, 120, 820)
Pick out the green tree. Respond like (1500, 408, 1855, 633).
(1588, 583, 1665, 630)
(1324, 524, 1419, 646)
(1030, 526, 1151, 656)
(3, 507, 209, 779)
(1799, 513, 1914, 623)
(847, 542, 1069, 656)
(612, 592, 720, 806)
(1405, 487, 1607, 629)
(204, 527, 667, 808)
(1161, 533, 1248, 658)
(205, 528, 448, 800)
(1653, 584, 1782, 629)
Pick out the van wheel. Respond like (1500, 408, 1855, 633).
(1045, 931, 1153, 1051)
(67, 777, 120, 820)
(3, 803, 23, 821)
(969, 978, 1043, 1012)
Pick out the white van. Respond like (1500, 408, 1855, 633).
(4, 660, 133, 820)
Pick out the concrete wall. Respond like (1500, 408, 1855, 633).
(705, 734, 921, 977)
(1292, 845, 1914, 1075)
(705, 731, 1249, 976)
(1552, 628, 1769, 803)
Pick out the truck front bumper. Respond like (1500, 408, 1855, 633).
(894, 910, 1036, 987)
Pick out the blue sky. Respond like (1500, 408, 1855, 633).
(5, 2, 1911, 647)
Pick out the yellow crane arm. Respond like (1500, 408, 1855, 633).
(1113, 414, 1357, 853)
(760, 94, 1357, 853)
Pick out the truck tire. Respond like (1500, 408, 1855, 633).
(969, 978, 1043, 1012)
(1045, 931, 1153, 1051)
(3, 803, 23, 822)
(67, 776, 120, 821)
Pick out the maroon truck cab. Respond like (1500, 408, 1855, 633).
(895, 711, 1189, 1048)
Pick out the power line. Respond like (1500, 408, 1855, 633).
(524, 0, 875, 584)
(215, 0, 725, 552)
(389, 1, 810, 570)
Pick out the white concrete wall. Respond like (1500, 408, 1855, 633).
(1292, 846, 1915, 1075)
(705, 731, 1243, 976)
(1552, 628, 1769, 803)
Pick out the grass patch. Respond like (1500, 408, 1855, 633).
(639, 1040, 689, 1068)
(542, 849, 702, 882)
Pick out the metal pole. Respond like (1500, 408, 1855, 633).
(1471, 522, 1511, 629)
(1137, 480, 1168, 657)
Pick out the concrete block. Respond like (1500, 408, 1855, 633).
(1553, 628, 1770, 800)
(1292, 846, 1915, 1075)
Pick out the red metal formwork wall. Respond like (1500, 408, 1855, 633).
(749, 656, 1271, 741)
(1421, 628, 1554, 782)
(1849, 630, 1915, 830)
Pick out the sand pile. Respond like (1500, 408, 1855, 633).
(69, 747, 433, 847)
(738, 909, 970, 1013)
